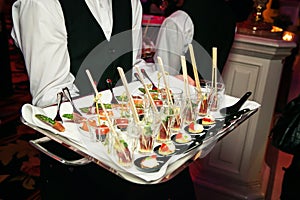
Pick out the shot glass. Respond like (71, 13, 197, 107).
(181, 94, 202, 127)
(114, 122, 140, 167)
(112, 104, 132, 132)
(156, 105, 176, 143)
(138, 112, 161, 153)
(75, 117, 93, 141)
(206, 81, 225, 111)
(113, 138, 133, 168)
(159, 87, 183, 105)
(170, 97, 184, 133)
(87, 116, 110, 143)
(198, 90, 210, 116)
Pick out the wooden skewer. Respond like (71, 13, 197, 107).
(180, 56, 191, 99)
(133, 66, 157, 148)
(181, 55, 195, 121)
(85, 69, 102, 122)
(188, 44, 202, 97)
(117, 67, 140, 124)
(86, 69, 99, 95)
(212, 47, 218, 97)
(143, 17, 151, 38)
(157, 56, 173, 106)
(85, 69, 127, 156)
(97, 93, 129, 159)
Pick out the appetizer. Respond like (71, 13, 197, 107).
(35, 114, 65, 132)
(202, 115, 215, 125)
(188, 122, 204, 134)
(158, 141, 175, 156)
(141, 155, 159, 169)
(175, 132, 192, 144)
(114, 139, 132, 167)
(116, 94, 129, 102)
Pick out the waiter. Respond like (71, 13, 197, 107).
(11, 0, 151, 107)
(11, 0, 196, 199)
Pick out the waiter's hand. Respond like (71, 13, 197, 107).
(175, 75, 196, 86)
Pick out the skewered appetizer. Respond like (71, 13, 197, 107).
(157, 116, 173, 142)
(139, 123, 155, 153)
(114, 139, 132, 167)
(35, 114, 65, 132)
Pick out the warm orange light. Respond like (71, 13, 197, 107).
(271, 26, 283, 32)
(282, 31, 295, 41)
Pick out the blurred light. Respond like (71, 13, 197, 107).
(271, 26, 283, 32)
(282, 31, 295, 41)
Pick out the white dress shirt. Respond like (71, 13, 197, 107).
(154, 10, 194, 75)
(11, 0, 144, 107)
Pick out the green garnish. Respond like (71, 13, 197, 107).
(97, 103, 112, 109)
(120, 139, 128, 148)
(138, 88, 158, 94)
(143, 124, 152, 135)
(62, 113, 73, 119)
(35, 114, 55, 125)
(116, 95, 128, 102)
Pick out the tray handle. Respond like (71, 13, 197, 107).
(29, 137, 91, 166)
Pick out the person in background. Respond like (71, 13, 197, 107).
(154, 0, 253, 82)
(181, 0, 254, 74)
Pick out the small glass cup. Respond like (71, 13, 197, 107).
(206, 81, 225, 111)
(112, 104, 132, 132)
(198, 90, 210, 116)
(132, 96, 149, 121)
(113, 122, 140, 167)
(75, 117, 93, 141)
(181, 94, 202, 127)
(113, 138, 133, 168)
(156, 105, 176, 143)
(87, 116, 111, 143)
(159, 87, 183, 105)
(138, 111, 161, 153)
(170, 97, 184, 133)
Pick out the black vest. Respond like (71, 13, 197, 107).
(59, 0, 133, 93)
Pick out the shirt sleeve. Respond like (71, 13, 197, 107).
(130, 0, 156, 79)
(154, 10, 194, 75)
(11, 0, 79, 107)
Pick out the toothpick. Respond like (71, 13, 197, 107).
(212, 47, 218, 110)
(85, 69, 101, 122)
(86, 69, 129, 158)
(181, 55, 194, 121)
(117, 67, 140, 124)
(143, 17, 151, 38)
(157, 56, 173, 105)
(97, 93, 129, 158)
(86, 69, 99, 95)
(180, 55, 191, 99)
(212, 47, 217, 90)
(188, 44, 202, 97)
